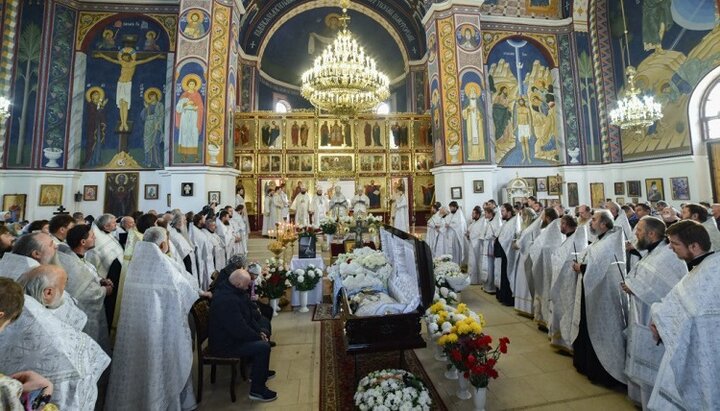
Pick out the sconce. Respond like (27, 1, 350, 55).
(74, 191, 82, 202)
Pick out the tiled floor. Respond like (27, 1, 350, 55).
(196, 237, 636, 410)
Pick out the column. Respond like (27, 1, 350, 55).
(0, 0, 21, 167)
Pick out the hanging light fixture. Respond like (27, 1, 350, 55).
(609, 0, 663, 134)
(0, 96, 11, 122)
(301, 0, 390, 119)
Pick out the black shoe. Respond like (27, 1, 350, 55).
(269, 340, 277, 347)
(249, 388, 278, 402)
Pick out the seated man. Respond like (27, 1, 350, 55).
(247, 263, 274, 325)
(208, 269, 277, 402)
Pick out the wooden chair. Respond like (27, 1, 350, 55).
(190, 298, 247, 403)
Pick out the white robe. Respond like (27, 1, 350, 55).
(481, 216, 501, 291)
(111, 229, 142, 340)
(189, 224, 214, 290)
(702, 218, 720, 251)
(85, 225, 123, 279)
(215, 221, 236, 261)
(466, 218, 485, 284)
(169, 229, 199, 286)
(262, 194, 274, 235)
(0, 252, 38, 280)
(393, 193, 409, 232)
(528, 219, 564, 324)
(230, 214, 247, 255)
(0, 298, 110, 411)
(107, 242, 199, 411)
(351, 193, 371, 215)
(649, 252, 720, 410)
(514, 217, 542, 315)
(444, 211, 467, 265)
(310, 194, 328, 228)
(203, 228, 226, 272)
(292, 193, 312, 226)
(494, 215, 520, 291)
(329, 194, 349, 219)
(425, 212, 446, 257)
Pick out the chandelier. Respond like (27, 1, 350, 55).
(0, 96, 10, 122)
(609, 0, 662, 134)
(301, 0, 389, 118)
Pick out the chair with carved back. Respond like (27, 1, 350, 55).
(190, 298, 247, 403)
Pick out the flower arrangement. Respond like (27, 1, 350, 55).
(319, 217, 337, 235)
(433, 281, 458, 305)
(458, 334, 510, 388)
(287, 263, 323, 291)
(433, 255, 469, 292)
(257, 257, 290, 299)
(354, 369, 432, 411)
(297, 225, 318, 238)
(330, 247, 393, 291)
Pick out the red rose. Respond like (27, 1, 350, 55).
(463, 371, 470, 379)
(500, 337, 510, 345)
(487, 358, 497, 367)
(467, 354, 476, 364)
(450, 349, 462, 362)
(499, 342, 508, 354)
(489, 369, 499, 379)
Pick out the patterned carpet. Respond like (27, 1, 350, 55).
(312, 303, 336, 321)
(319, 319, 448, 410)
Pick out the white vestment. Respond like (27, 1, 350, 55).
(528, 219, 564, 324)
(0, 298, 110, 411)
(466, 218, 485, 284)
(513, 217, 542, 315)
(230, 213, 248, 255)
(107, 242, 199, 411)
(203, 228, 226, 272)
(0, 252, 38, 280)
(548, 228, 588, 351)
(481, 215, 501, 291)
(426, 212, 446, 257)
(623, 242, 686, 407)
(279, 191, 290, 220)
(702, 218, 720, 251)
(393, 193, 409, 232)
(262, 194, 274, 235)
(189, 224, 214, 290)
(329, 194, 349, 219)
(169, 229, 200, 286)
(111, 229, 142, 340)
(649, 252, 720, 410)
(292, 193, 312, 226)
(445, 211, 467, 265)
(494, 215, 520, 291)
(350, 193, 370, 215)
(85, 225, 123, 279)
(310, 194, 328, 228)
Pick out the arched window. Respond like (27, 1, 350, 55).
(274, 100, 291, 113)
(375, 102, 390, 115)
(702, 78, 720, 140)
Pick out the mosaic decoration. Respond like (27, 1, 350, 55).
(205, 3, 230, 166)
(482, 31, 558, 66)
(179, 9, 210, 40)
(0, 0, 20, 167)
(557, 33, 581, 164)
(437, 16, 463, 164)
(589, 0, 618, 162)
(174, 62, 207, 164)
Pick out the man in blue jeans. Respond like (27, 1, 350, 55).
(208, 268, 277, 401)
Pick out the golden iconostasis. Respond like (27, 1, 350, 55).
(233, 112, 435, 225)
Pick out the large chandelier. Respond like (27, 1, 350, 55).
(301, 0, 389, 118)
(609, 0, 662, 134)
(0, 96, 10, 122)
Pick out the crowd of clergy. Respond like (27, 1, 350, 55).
(0, 188, 285, 410)
(426, 197, 720, 410)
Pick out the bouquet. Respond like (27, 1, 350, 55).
(257, 257, 290, 299)
(319, 217, 337, 235)
(297, 225, 317, 238)
(459, 334, 510, 388)
(287, 264, 323, 291)
(433, 281, 458, 305)
(354, 369, 432, 411)
(433, 255, 469, 291)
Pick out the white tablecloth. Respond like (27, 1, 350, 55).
(290, 256, 325, 306)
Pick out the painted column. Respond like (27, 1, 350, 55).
(173, 0, 242, 166)
(423, 1, 489, 167)
(0, 0, 22, 167)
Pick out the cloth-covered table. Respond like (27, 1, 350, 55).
(290, 256, 325, 306)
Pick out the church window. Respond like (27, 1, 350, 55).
(702, 79, 720, 140)
(275, 100, 291, 113)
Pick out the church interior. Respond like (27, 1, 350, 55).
(0, 0, 719, 409)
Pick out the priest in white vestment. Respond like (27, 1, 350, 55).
(548, 215, 588, 352)
(621, 216, 687, 409)
(577, 205, 597, 244)
(18, 265, 88, 333)
(392, 186, 409, 232)
(0, 232, 56, 280)
(189, 214, 215, 290)
(328, 187, 349, 219)
(513, 209, 541, 316)
(425, 203, 446, 257)
(107, 228, 203, 411)
(85, 215, 123, 328)
(231, 206, 248, 255)
(262, 189, 274, 236)
(648, 220, 719, 410)
(466, 206, 485, 285)
(350, 188, 370, 217)
(310, 188, 328, 228)
(481, 207, 501, 293)
(203, 218, 227, 272)
(494, 204, 520, 306)
(49, 214, 75, 255)
(571, 210, 627, 386)
(528, 209, 564, 325)
(291, 187, 312, 226)
(216, 210, 238, 260)
(169, 211, 200, 286)
(444, 201, 467, 265)
(682, 203, 720, 252)
(110, 220, 143, 341)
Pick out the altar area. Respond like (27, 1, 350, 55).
(195, 235, 636, 410)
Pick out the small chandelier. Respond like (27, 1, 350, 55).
(609, 0, 662, 134)
(0, 96, 11, 122)
(301, 0, 389, 118)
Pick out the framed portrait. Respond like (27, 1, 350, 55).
(359, 177, 384, 210)
(83, 185, 98, 201)
(318, 118, 353, 148)
(104, 173, 139, 216)
(234, 116, 256, 149)
(2, 194, 26, 222)
(259, 154, 282, 173)
(415, 153, 433, 171)
(239, 154, 254, 173)
(536, 177, 548, 192)
(589, 183, 605, 208)
(389, 153, 411, 172)
(670, 177, 690, 201)
(181, 182, 194, 197)
(631, 197, 639, 204)
(473, 180, 484, 193)
(258, 118, 283, 149)
(547, 176, 561, 195)
(39, 184, 63, 206)
(286, 154, 314, 174)
(285, 118, 314, 149)
(645, 178, 664, 202)
(144, 184, 159, 200)
(524, 177, 537, 192)
(208, 191, 221, 204)
(413, 118, 432, 148)
(298, 234, 317, 259)
(617, 197, 625, 205)
(319, 153, 354, 173)
(451, 186, 463, 200)
(567, 182, 579, 207)
(413, 175, 435, 210)
(627, 180, 641, 197)
(388, 119, 411, 149)
(614, 182, 625, 196)
(356, 119, 385, 149)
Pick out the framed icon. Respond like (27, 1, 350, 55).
(670, 177, 689, 201)
(567, 182, 579, 207)
(83, 185, 98, 201)
(473, 180, 484, 193)
(614, 182, 625, 196)
(39, 185, 63, 206)
(239, 154, 254, 173)
(286, 154, 314, 174)
(144, 184, 159, 200)
(627, 180, 641, 197)
(451, 186, 463, 200)
(181, 182, 194, 197)
(2, 194, 26, 222)
(589, 183, 605, 208)
(259, 154, 282, 173)
(645, 178, 664, 202)
(547, 176, 561, 195)
(536, 177, 547, 192)
(318, 153, 354, 173)
(208, 191, 221, 204)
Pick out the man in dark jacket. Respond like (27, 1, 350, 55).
(208, 268, 277, 402)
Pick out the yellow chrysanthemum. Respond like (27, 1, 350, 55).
(457, 323, 472, 335)
(447, 333, 459, 343)
(470, 322, 483, 334)
(457, 303, 468, 313)
(430, 302, 444, 314)
(437, 335, 447, 346)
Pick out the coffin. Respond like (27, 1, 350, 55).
(332, 226, 434, 354)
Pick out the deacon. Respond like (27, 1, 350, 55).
(513, 208, 541, 316)
(216, 210, 238, 259)
(528, 208, 563, 326)
(310, 187, 328, 228)
(48, 214, 75, 254)
(273, 185, 290, 223)
(481, 206, 501, 293)
(107, 227, 205, 411)
(291, 185, 312, 225)
(426, 203, 446, 257)
(571, 209, 627, 387)
(548, 214, 587, 352)
(493, 203, 520, 306)
(444, 201, 467, 265)
(466, 206, 485, 285)
(85, 214, 123, 326)
(392, 185, 409, 232)
(117, 216, 136, 249)
(350, 187, 370, 216)
(621, 216, 686, 409)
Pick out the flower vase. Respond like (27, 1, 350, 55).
(270, 298, 280, 316)
(444, 364, 458, 380)
(472, 386, 487, 411)
(298, 290, 310, 313)
(433, 343, 446, 361)
(456, 375, 472, 400)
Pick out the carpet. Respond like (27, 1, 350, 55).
(319, 319, 448, 411)
(312, 303, 336, 321)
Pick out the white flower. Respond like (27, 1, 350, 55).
(297, 275, 305, 283)
(295, 268, 304, 275)
(308, 271, 315, 278)
(285, 280, 292, 287)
